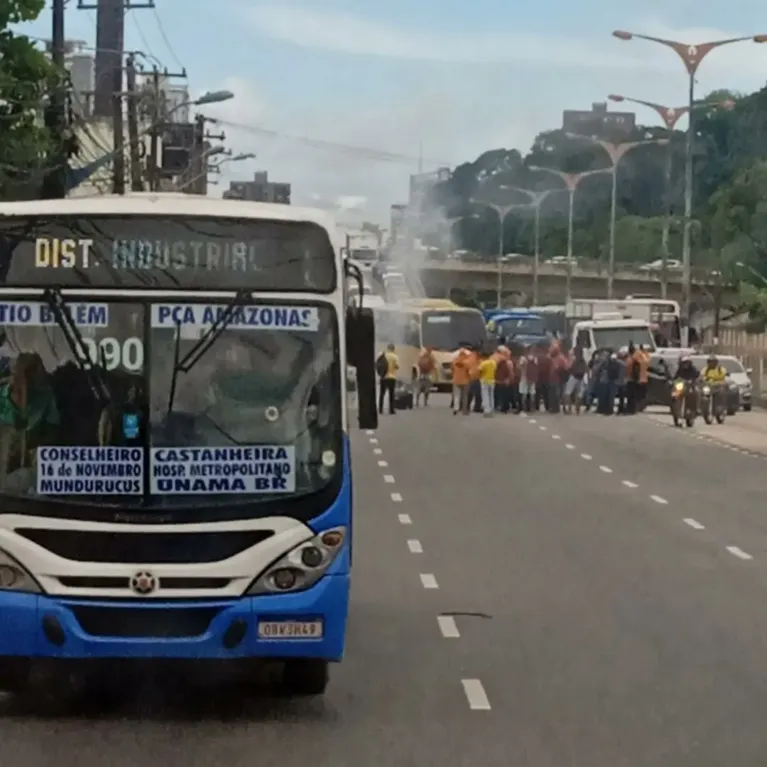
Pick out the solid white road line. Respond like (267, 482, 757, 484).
(581, 453, 592, 460)
(377, 460, 388, 467)
(599, 465, 612, 473)
(373, 448, 383, 455)
(407, 539, 423, 553)
(438, 615, 460, 638)
(383, 474, 395, 483)
(420, 573, 439, 589)
(650, 495, 668, 505)
(390, 492, 403, 502)
(622, 480, 639, 489)
(398, 513, 412, 525)
(461, 679, 491, 710)
(683, 518, 705, 530)
(726, 546, 753, 561)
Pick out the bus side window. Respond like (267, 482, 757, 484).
(576, 329, 590, 349)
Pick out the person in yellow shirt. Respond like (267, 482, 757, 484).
(477, 350, 497, 417)
(377, 343, 399, 415)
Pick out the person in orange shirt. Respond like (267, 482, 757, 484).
(633, 344, 651, 412)
(451, 346, 471, 415)
(466, 346, 483, 414)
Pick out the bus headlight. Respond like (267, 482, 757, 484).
(0, 549, 41, 594)
(246, 526, 346, 596)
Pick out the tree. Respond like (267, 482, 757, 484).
(0, 0, 67, 200)
(422, 83, 767, 269)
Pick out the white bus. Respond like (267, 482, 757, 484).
(0, 193, 376, 700)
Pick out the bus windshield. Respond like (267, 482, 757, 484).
(0, 297, 341, 510)
(497, 316, 546, 337)
(421, 310, 486, 351)
(591, 324, 656, 351)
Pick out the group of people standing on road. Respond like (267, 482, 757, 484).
(449, 340, 653, 417)
(375, 338, 655, 418)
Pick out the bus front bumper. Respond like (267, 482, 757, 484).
(0, 573, 349, 662)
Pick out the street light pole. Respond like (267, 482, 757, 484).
(528, 167, 611, 302)
(608, 94, 734, 299)
(508, 187, 560, 305)
(470, 200, 529, 307)
(565, 132, 668, 299)
(612, 30, 765, 343)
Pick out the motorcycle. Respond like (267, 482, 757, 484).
(700, 382, 726, 425)
(670, 379, 697, 428)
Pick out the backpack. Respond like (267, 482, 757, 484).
(375, 353, 388, 378)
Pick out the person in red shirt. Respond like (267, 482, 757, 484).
(535, 347, 552, 412)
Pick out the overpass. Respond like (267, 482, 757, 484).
(419, 257, 737, 309)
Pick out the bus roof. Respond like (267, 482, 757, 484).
(375, 301, 481, 314)
(0, 193, 339, 231)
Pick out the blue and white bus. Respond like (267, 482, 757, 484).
(0, 193, 376, 699)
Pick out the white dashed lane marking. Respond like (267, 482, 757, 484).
(684, 518, 705, 530)
(539, 425, 547, 431)
(581, 453, 592, 461)
(565, 444, 575, 450)
(727, 546, 753, 561)
(552, 434, 561, 440)
(373, 448, 383, 455)
(622, 480, 638, 489)
(365, 430, 375, 435)
(462, 679, 491, 710)
(407, 539, 423, 553)
(420, 573, 439, 589)
(599, 465, 612, 474)
(438, 615, 460, 638)
(369, 438, 378, 444)
(390, 492, 403, 502)
(650, 495, 668, 505)
(377, 460, 388, 467)
(383, 474, 395, 483)
(398, 513, 412, 525)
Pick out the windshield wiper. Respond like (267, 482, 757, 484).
(166, 289, 250, 415)
(42, 288, 110, 405)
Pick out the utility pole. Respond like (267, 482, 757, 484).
(40, 0, 68, 198)
(125, 55, 143, 191)
(183, 115, 225, 195)
(78, 0, 154, 193)
(148, 68, 161, 191)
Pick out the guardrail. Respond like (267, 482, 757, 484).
(420, 256, 716, 283)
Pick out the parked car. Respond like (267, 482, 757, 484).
(717, 355, 753, 411)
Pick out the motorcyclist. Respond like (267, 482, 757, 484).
(673, 355, 700, 383)
(701, 354, 727, 385)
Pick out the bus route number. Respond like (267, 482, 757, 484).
(78, 336, 143, 372)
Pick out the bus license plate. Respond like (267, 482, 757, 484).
(257, 620, 323, 639)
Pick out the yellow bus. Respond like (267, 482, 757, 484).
(373, 299, 487, 391)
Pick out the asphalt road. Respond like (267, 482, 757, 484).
(4, 400, 767, 766)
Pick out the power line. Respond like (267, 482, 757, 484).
(209, 118, 452, 166)
(151, 4, 184, 72)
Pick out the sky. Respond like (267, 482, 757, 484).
(16, 0, 767, 224)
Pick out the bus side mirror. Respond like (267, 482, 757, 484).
(347, 307, 378, 430)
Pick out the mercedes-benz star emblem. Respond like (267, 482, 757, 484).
(130, 571, 157, 595)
